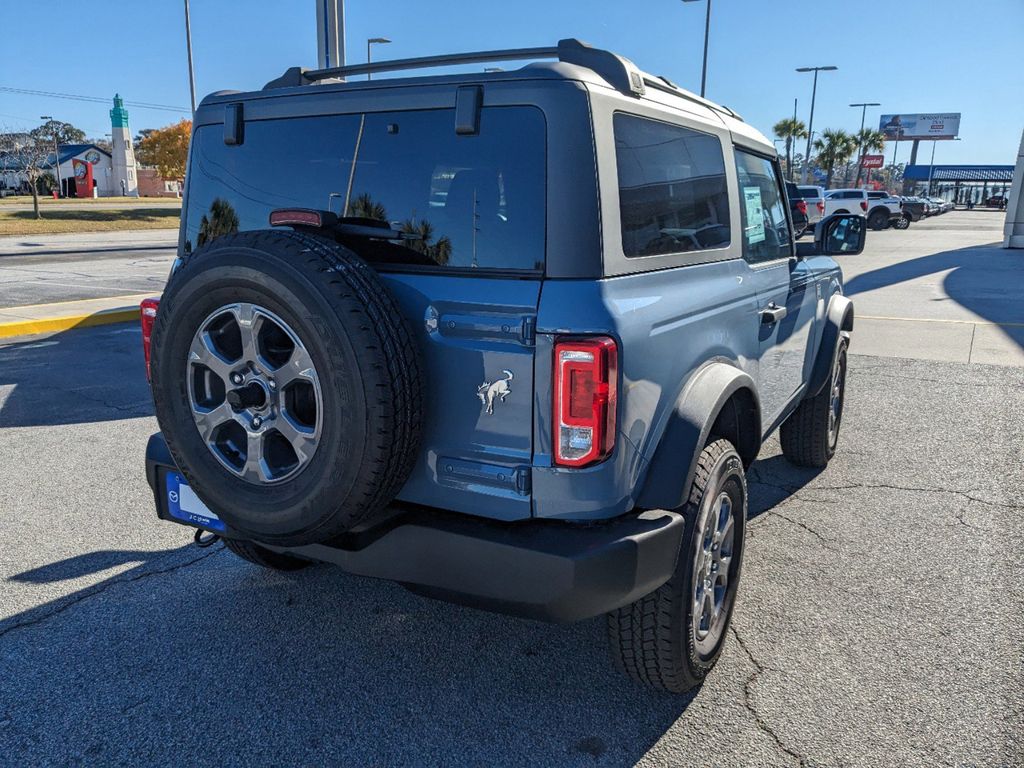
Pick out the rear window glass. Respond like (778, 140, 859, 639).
(613, 113, 730, 257)
(184, 106, 546, 271)
(794, 187, 821, 199)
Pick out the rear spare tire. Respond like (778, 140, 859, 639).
(150, 231, 422, 546)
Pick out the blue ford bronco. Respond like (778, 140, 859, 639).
(142, 39, 863, 693)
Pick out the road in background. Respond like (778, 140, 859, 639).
(0, 230, 175, 307)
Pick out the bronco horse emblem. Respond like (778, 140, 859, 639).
(477, 370, 514, 415)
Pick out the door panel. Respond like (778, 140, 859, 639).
(381, 274, 540, 521)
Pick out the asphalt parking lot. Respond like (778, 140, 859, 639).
(1, 212, 1021, 766)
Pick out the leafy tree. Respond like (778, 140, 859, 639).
(0, 129, 52, 218)
(349, 192, 388, 221)
(136, 120, 192, 180)
(853, 128, 886, 187)
(813, 129, 857, 189)
(30, 119, 86, 147)
(772, 117, 807, 181)
(400, 217, 452, 266)
(197, 198, 239, 245)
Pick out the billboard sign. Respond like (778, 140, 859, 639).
(861, 154, 885, 168)
(879, 113, 961, 140)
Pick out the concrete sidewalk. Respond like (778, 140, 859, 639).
(0, 229, 177, 257)
(0, 293, 152, 338)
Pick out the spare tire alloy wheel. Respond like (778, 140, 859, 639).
(150, 231, 423, 546)
(188, 303, 322, 484)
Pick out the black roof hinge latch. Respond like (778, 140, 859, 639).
(520, 316, 536, 346)
(455, 85, 482, 135)
(224, 103, 244, 146)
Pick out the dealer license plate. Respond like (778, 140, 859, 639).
(165, 472, 226, 532)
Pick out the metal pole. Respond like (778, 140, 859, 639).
(788, 97, 797, 180)
(367, 39, 372, 80)
(52, 135, 62, 197)
(316, 0, 346, 70)
(801, 70, 818, 185)
(184, 0, 197, 114)
(700, 0, 711, 97)
(890, 138, 899, 189)
(927, 140, 937, 196)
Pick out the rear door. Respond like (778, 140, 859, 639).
(182, 104, 546, 521)
(733, 149, 819, 429)
(348, 107, 546, 521)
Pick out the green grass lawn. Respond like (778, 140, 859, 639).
(0, 208, 181, 236)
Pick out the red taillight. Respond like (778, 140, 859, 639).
(860, 200, 868, 212)
(817, 201, 825, 214)
(796, 200, 808, 215)
(269, 208, 324, 227)
(553, 337, 618, 467)
(140, 297, 160, 381)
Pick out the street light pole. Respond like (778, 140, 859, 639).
(39, 115, 62, 198)
(681, 0, 712, 97)
(366, 37, 391, 80)
(796, 65, 837, 184)
(184, 0, 197, 114)
(927, 137, 960, 197)
(850, 101, 880, 187)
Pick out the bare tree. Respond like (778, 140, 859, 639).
(0, 128, 52, 219)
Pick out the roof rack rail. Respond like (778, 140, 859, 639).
(641, 76, 742, 121)
(264, 38, 647, 98)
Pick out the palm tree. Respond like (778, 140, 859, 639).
(773, 117, 808, 181)
(813, 129, 857, 189)
(349, 192, 388, 221)
(853, 128, 886, 187)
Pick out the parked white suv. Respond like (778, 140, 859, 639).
(824, 188, 902, 230)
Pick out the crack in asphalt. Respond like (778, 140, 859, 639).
(730, 626, 809, 767)
(0, 547, 221, 640)
(749, 473, 1023, 512)
(852, 368, 1019, 389)
(3, 379, 152, 418)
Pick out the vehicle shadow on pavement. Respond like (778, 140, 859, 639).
(843, 240, 1024, 348)
(0, 324, 153, 427)
(745, 452, 824, 519)
(1, 541, 698, 767)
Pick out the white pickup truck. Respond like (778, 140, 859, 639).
(824, 188, 904, 230)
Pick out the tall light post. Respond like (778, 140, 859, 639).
(681, 0, 711, 97)
(39, 115, 62, 198)
(184, 0, 196, 114)
(850, 101, 880, 187)
(366, 37, 391, 80)
(796, 65, 837, 184)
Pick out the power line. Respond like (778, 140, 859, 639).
(0, 86, 189, 113)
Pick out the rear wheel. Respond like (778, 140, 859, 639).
(867, 208, 890, 230)
(892, 212, 911, 230)
(223, 538, 310, 571)
(780, 337, 848, 467)
(608, 439, 747, 693)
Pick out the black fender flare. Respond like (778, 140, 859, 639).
(808, 293, 854, 397)
(636, 362, 760, 511)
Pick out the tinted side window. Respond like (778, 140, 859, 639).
(185, 107, 546, 271)
(734, 149, 790, 264)
(613, 113, 730, 257)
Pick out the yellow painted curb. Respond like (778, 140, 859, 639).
(0, 307, 140, 339)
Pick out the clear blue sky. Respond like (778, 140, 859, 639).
(2, 0, 1022, 165)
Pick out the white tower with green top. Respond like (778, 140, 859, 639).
(110, 94, 138, 197)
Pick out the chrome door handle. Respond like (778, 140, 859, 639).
(760, 302, 788, 325)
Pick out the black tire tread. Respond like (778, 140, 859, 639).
(780, 339, 847, 467)
(151, 230, 423, 543)
(607, 438, 738, 693)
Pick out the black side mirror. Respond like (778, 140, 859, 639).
(816, 213, 866, 256)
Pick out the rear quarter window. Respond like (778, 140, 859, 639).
(184, 106, 546, 271)
(613, 112, 730, 257)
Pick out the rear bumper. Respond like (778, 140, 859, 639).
(145, 434, 685, 623)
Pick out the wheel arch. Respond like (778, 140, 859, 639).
(636, 362, 761, 511)
(807, 293, 853, 397)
